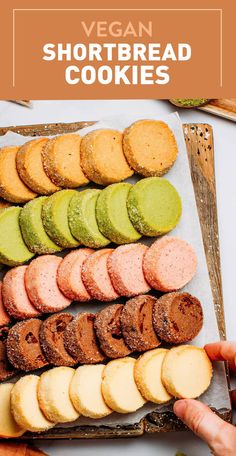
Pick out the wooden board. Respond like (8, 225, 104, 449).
(0, 122, 230, 440)
(199, 99, 236, 122)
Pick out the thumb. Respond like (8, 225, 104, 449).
(174, 399, 236, 455)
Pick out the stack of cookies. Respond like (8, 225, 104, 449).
(0, 345, 212, 437)
(0, 177, 182, 266)
(0, 120, 178, 204)
(0, 236, 197, 322)
(1, 291, 203, 379)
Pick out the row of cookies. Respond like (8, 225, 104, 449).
(0, 237, 197, 322)
(0, 345, 212, 437)
(0, 177, 182, 266)
(0, 120, 178, 204)
(1, 291, 203, 379)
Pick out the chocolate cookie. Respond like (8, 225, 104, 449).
(153, 292, 203, 344)
(64, 313, 105, 364)
(0, 326, 17, 381)
(7, 319, 48, 371)
(40, 313, 77, 366)
(94, 304, 131, 358)
(121, 295, 160, 351)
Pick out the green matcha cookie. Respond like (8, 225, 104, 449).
(170, 98, 210, 108)
(19, 196, 62, 254)
(42, 190, 79, 248)
(68, 189, 110, 248)
(96, 183, 141, 244)
(127, 177, 182, 236)
(0, 207, 35, 266)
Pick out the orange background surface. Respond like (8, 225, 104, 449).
(0, 0, 235, 99)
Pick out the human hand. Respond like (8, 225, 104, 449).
(174, 341, 236, 456)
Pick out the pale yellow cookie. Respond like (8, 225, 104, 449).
(70, 364, 112, 419)
(0, 383, 25, 438)
(134, 349, 172, 404)
(80, 129, 133, 185)
(102, 357, 146, 413)
(11, 375, 54, 432)
(16, 138, 60, 194)
(162, 345, 213, 399)
(123, 120, 178, 177)
(38, 367, 79, 423)
(42, 134, 89, 188)
(0, 146, 37, 203)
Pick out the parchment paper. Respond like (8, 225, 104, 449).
(0, 113, 231, 428)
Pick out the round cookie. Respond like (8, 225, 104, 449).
(7, 319, 48, 371)
(64, 313, 105, 364)
(0, 326, 17, 381)
(40, 313, 77, 366)
(121, 295, 160, 351)
(38, 367, 79, 423)
(80, 129, 133, 185)
(127, 177, 182, 236)
(107, 244, 150, 297)
(94, 304, 131, 358)
(102, 357, 146, 413)
(20, 196, 62, 254)
(42, 190, 80, 248)
(81, 249, 119, 301)
(0, 207, 35, 266)
(0, 199, 12, 210)
(134, 349, 172, 404)
(11, 375, 55, 432)
(143, 236, 197, 291)
(16, 138, 60, 194)
(57, 249, 94, 301)
(162, 345, 213, 399)
(0, 146, 37, 203)
(153, 292, 203, 344)
(96, 183, 141, 244)
(0, 383, 25, 438)
(25, 255, 71, 313)
(2, 266, 40, 320)
(70, 364, 112, 419)
(42, 134, 89, 188)
(123, 119, 178, 177)
(68, 189, 110, 248)
(0, 281, 11, 326)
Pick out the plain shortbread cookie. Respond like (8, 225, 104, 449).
(161, 345, 213, 399)
(102, 357, 146, 413)
(11, 375, 55, 432)
(70, 364, 112, 419)
(0, 383, 25, 438)
(134, 349, 172, 404)
(38, 367, 79, 423)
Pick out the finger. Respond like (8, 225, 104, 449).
(205, 341, 236, 367)
(174, 399, 236, 455)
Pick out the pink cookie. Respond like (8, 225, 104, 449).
(107, 244, 150, 297)
(81, 249, 119, 301)
(0, 282, 11, 326)
(2, 266, 40, 320)
(57, 249, 94, 301)
(25, 255, 71, 313)
(143, 236, 197, 292)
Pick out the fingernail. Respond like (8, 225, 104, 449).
(173, 400, 187, 418)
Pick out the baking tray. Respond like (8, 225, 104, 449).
(0, 122, 231, 439)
